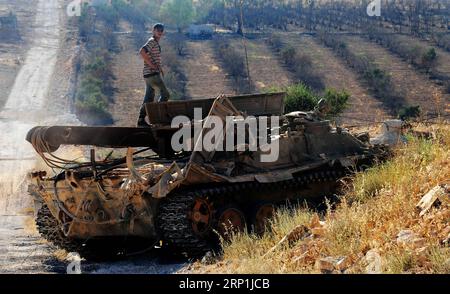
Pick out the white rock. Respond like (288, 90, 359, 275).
(370, 120, 407, 146)
(365, 249, 382, 274)
(416, 185, 448, 217)
(397, 230, 426, 248)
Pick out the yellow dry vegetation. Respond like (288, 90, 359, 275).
(191, 123, 449, 274)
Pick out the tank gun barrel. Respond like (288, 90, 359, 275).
(26, 126, 158, 153)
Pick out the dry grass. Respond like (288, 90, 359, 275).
(191, 124, 449, 274)
(53, 249, 70, 262)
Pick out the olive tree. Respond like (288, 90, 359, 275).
(160, 0, 196, 32)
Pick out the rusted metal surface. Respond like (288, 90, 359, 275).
(26, 94, 387, 257)
(26, 126, 158, 153)
(145, 92, 286, 125)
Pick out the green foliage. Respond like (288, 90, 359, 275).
(161, 40, 187, 98)
(214, 39, 246, 79)
(266, 34, 283, 51)
(75, 99, 113, 126)
(367, 28, 438, 73)
(160, 0, 196, 32)
(95, 4, 120, 29)
(112, 0, 148, 27)
(434, 34, 450, 52)
(280, 46, 296, 66)
(323, 88, 350, 116)
(164, 71, 185, 100)
(268, 34, 324, 90)
(75, 52, 114, 125)
(318, 31, 405, 110)
(281, 83, 349, 116)
(363, 67, 393, 98)
(197, 0, 298, 31)
(398, 105, 421, 121)
(78, 6, 95, 38)
(284, 83, 319, 113)
(421, 48, 437, 72)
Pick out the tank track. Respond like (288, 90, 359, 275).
(36, 205, 128, 260)
(157, 168, 347, 257)
(36, 205, 84, 253)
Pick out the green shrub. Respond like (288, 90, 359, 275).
(266, 34, 283, 51)
(273, 38, 324, 90)
(214, 40, 246, 79)
(75, 96, 113, 126)
(78, 6, 95, 39)
(421, 48, 437, 72)
(435, 34, 450, 52)
(75, 54, 114, 125)
(282, 83, 349, 116)
(164, 71, 185, 100)
(323, 88, 350, 116)
(95, 4, 120, 30)
(364, 67, 393, 98)
(398, 105, 421, 121)
(284, 83, 319, 113)
(281, 46, 297, 66)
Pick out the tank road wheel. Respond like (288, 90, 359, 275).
(157, 191, 250, 257)
(216, 206, 246, 240)
(157, 192, 215, 257)
(190, 198, 213, 236)
(252, 203, 275, 235)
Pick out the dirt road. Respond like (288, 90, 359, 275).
(0, 1, 186, 274)
(0, 0, 68, 274)
(0, 0, 63, 213)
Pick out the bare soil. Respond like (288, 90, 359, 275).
(108, 21, 145, 127)
(343, 35, 449, 118)
(228, 36, 293, 92)
(180, 38, 236, 98)
(0, 0, 37, 109)
(284, 32, 390, 124)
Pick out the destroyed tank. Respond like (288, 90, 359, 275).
(26, 93, 387, 259)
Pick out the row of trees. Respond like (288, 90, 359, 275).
(213, 38, 253, 93)
(367, 27, 438, 73)
(73, 4, 123, 125)
(296, 1, 449, 35)
(293, 2, 449, 95)
(77, 0, 450, 39)
(318, 31, 406, 112)
(267, 34, 325, 90)
(195, 0, 449, 36)
(74, 0, 194, 124)
(162, 34, 187, 100)
(81, 1, 447, 41)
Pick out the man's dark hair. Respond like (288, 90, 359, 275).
(153, 23, 165, 32)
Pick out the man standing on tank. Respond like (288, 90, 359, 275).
(137, 23, 170, 127)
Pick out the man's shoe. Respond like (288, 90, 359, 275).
(137, 118, 151, 127)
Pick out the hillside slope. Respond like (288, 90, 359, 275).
(284, 33, 390, 124)
(181, 39, 235, 98)
(108, 21, 146, 127)
(343, 35, 449, 118)
(228, 36, 294, 91)
(183, 124, 449, 274)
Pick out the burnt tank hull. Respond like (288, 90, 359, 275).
(27, 93, 386, 258)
